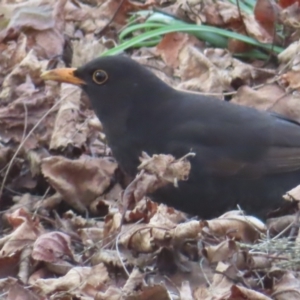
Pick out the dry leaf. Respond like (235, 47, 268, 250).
(32, 231, 73, 263)
(41, 155, 117, 212)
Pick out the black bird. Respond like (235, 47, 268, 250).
(41, 56, 300, 219)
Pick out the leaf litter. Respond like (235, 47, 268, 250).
(1, 0, 300, 299)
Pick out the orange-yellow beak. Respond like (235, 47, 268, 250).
(40, 68, 86, 85)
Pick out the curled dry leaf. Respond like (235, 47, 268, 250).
(32, 231, 73, 263)
(205, 48, 274, 86)
(118, 224, 160, 253)
(122, 268, 145, 296)
(122, 152, 192, 212)
(218, 1, 274, 43)
(64, 0, 151, 35)
(41, 155, 117, 212)
(156, 32, 203, 69)
(202, 240, 239, 263)
(7, 283, 40, 300)
(27, 148, 50, 177)
(267, 215, 295, 236)
(91, 249, 132, 270)
(177, 46, 225, 93)
(254, 0, 280, 37)
(119, 219, 199, 254)
(79, 227, 105, 247)
(122, 268, 171, 300)
(150, 204, 186, 227)
(248, 254, 272, 270)
(203, 3, 224, 25)
(0, 50, 55, 150)
(0, 208, 44, 258)
(284, 184, 300, 202)
(200, 214, 265, 243)
(229, 250, 250, 270)
(232, 84, 300, 122)
(1, 49, 46, 100)
(89, 198, 118, 216)
(138, 152, 193, 184)
(5, 207, 33, 229)
(49, 83, 87, 150)
(32, 263, 109, 297)
(194, 266, 233, 299)
(281, 70, 300, 91)
(231, 285, 272, 300)
(278, 40, 300, 65)
(0, 0, 67, 59)
(219, 212, 266, 232)
(124, 198, 153, 223)
(280, 4, 300, 30)
(169, 220, 200, 241)
(104, 212, 122, 240)
(177, 46, 265, 94)
(272, 271, 300, 299)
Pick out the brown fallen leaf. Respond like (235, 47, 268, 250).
(194, 262, 233, 299)
(122, 152, 193, 213)
(267, 215, 295, 236)
(156, 32, 203, 69)
(49, 83, 87, 151)
(232, 84, 300, 122)
(202, 240, 239, 264)
(32, 263, 109, 297)
(272, 271, 300, 299)
(0, 208, 45, 258)
(200, 213, 265, 243)
(122, 268, 171, 300)
(32, 231, 74, 263)
(281, 70, 300, 91)
(254, 0, 280, 38)
(284, 184, 300, 203)
(41, 155, 117, 213)
(7, 283, 40, 300)
(178, 46, 225, 93)
(231, 285, 272, 299)
(0, 0, 67, 59)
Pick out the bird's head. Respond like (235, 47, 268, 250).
(41, 56, 170, 124)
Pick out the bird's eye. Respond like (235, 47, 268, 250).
(92, 69, 108, 84)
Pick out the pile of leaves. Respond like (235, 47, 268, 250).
(2, 0, 300, 299)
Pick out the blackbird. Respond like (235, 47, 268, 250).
(41, 56, 300, 219)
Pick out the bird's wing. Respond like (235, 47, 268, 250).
(252, 115, 300, 176)
(165, 97, 300, 178)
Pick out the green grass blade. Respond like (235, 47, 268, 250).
(104, 24, 283, 56)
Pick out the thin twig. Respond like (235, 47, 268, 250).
(0, 89, 77, 199)
(95, 0, 127, 37)
(236, 0, 249, 37)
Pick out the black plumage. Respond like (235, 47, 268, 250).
(41, 56, 300, 218)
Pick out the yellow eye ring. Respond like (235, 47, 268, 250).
(92, 69, 108, 84)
